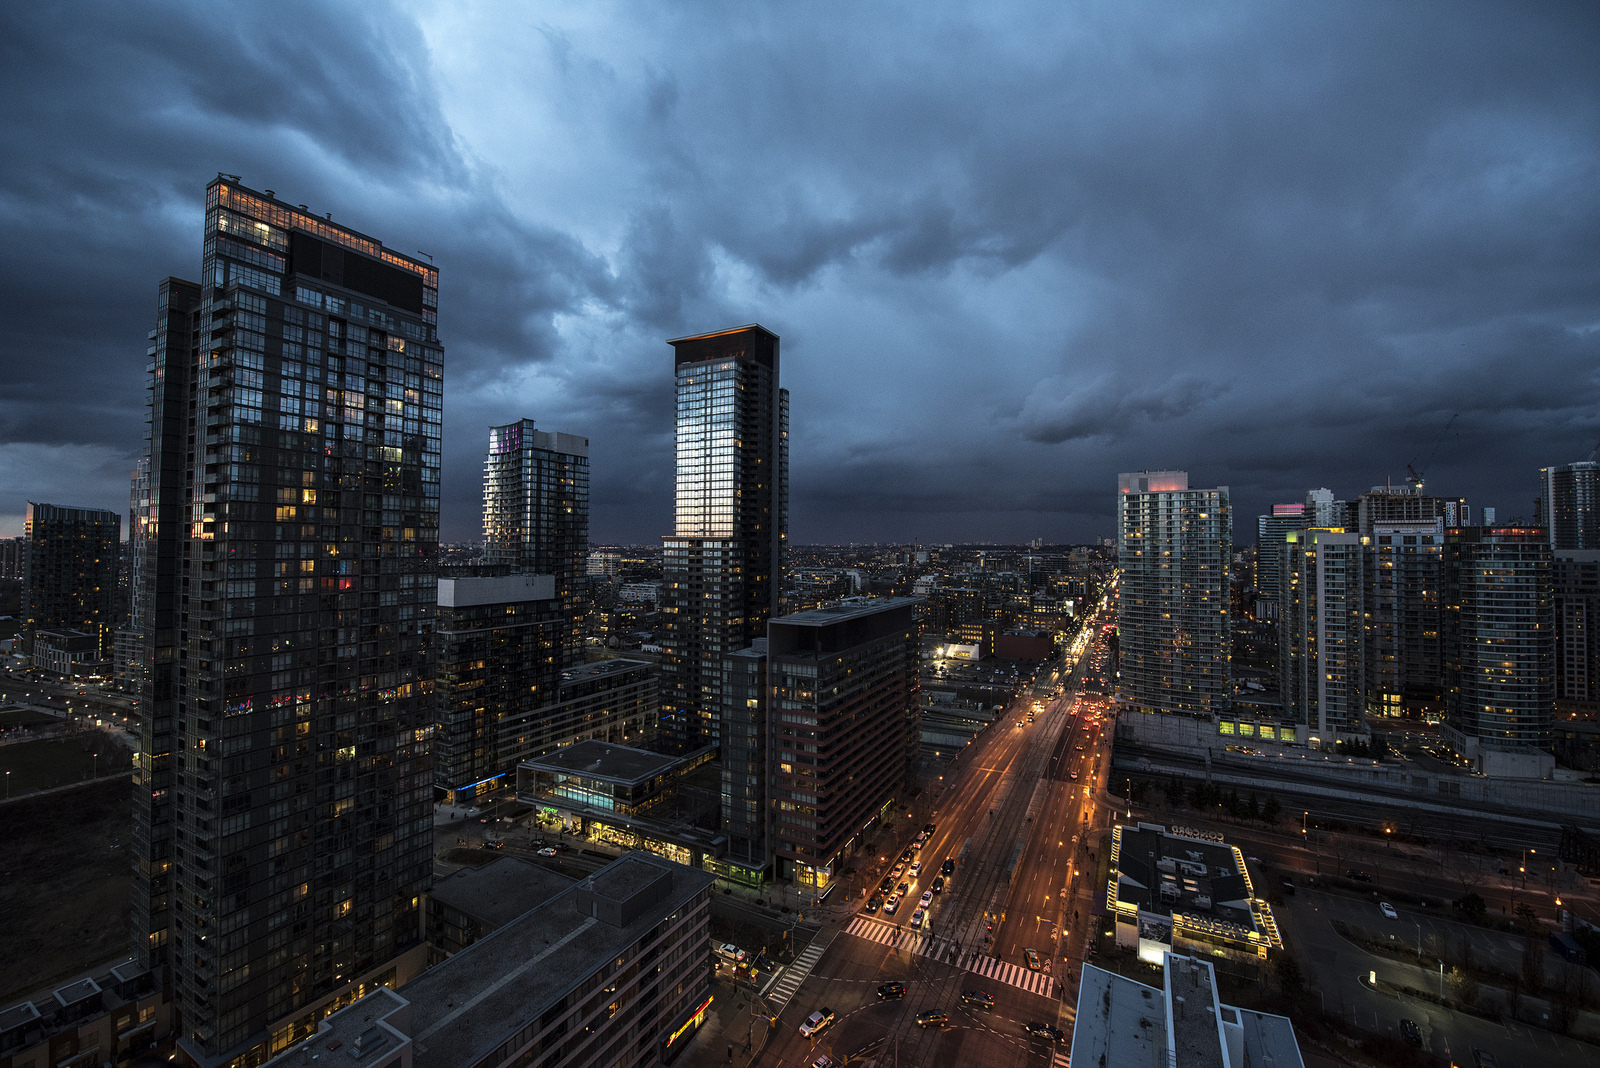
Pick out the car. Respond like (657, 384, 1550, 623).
(891, 863, 905, 878)
(915, 1010, 948, 1029)
(1399, 1018, 1421, 1047)
(924, 822, 936, 835)
(877, 981, 906, 1000)
(920, 891, 934, 908)
(910, 909, 925, 928)
(1025, 1022, 1065, 1042)
(960, 989, 995, 1010)
(897, 882, 911, 896)
(1070, 771, 1079, 780)
(909, 861, 923, 877)
(879, 877, 895, 894)
(798, 1008, 835, 1038)
(931, 876, 945, 893)
(1380, 902, 1398, 920)
(884, 895, 899, 914)
(1024, 948, 1041, 971)
(717, 943, 747, 963)
(1346, 869, 1373, 882)
(865, 897, 881, 914)
(941, 859, 955, 876)
(537, 846, 558, 856)
(811, 1056, 835, 1068)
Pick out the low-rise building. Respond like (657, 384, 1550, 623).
(31, 628, 105, 677)
(0, 959, 169, 1068)
(262, 852, 717, 1068)
(1106, 823, 1281, 966)
(1070, 952, 1303, 1068)
(425, 857, 578, 959)
(516, 740, 725, 872)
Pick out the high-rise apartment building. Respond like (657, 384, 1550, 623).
(1352, 485, 1465, 719)
(1364, 520, 1445, 717)
(1279, 529, 1365, 738)
(22, 501, 122, 661)
(482, 419, 589, 664)
(1553, 551, 1600, 719)
(134, 178, 441, 1065)
(660, 325, 788, 752)
(1116, 471, 1231, 718)
(1254, 503, 1306, 619)
(0, 537, 24, 581)
(116, 458, 153, 693)
(768, 598, 921, 890)
(434, 574, 564, 805)
(1443, 526, 1554, 749)
(1541, 461, 1600, 551)
(720, 641, 771, 871)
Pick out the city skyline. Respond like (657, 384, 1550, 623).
(2, 3, 1598, 546)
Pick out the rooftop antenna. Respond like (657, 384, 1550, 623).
(417, 251, 434, 263)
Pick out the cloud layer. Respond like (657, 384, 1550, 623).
(2, 1, 1596, 542)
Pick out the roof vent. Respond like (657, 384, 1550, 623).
(263, 190, 274, 198)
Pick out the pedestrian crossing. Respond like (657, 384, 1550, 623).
(762, 929, 838, 1011)
(843, 916, 1056, 998)
(1052, 1047, 1071, 1067)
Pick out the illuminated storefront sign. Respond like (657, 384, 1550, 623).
(663, 995, 714, 1053)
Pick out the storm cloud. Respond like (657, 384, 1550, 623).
(1, 1, 1596, 542)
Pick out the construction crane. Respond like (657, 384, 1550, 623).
(1406, 412, 1459, 491)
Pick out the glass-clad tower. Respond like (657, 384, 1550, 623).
(134, 178, 441, 1066)
(1116, 471, 1231, 718)
(1279, 529, 1365, 739)
(1444, 525, 1554, 747)
(660, 325, 789, 752)
(1541, 461, 1600, 551)
(482, 418, 589, 664)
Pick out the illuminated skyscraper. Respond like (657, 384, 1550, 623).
(1541, 461, 1600, 551)
(482, 419, 589, 664)
(1279, 528, 1365, 739)
(21, 501, 121, 662)
(660, 325, 788, 752)
(1254, 503, 1306, 619)
(1443, 525, 1554, 750)
(1116, 471, 1231, 718)
(134, 178, 441, 1064)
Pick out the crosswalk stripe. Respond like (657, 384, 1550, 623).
(762, 931, 838, 1011)
(843, 916, 1055, 998)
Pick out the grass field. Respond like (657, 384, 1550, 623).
(0, 777, 132, 1002)
(0, 734, 129, 794)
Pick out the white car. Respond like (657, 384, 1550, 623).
(910, 909, 925, 928)
(1380, 902, 1398, 920)
(910, 861, 923, 877)
(920, 890, 933, 908)
(799, 1008, 835, 1038)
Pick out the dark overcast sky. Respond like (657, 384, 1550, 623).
(2, 2, 1597, 545)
